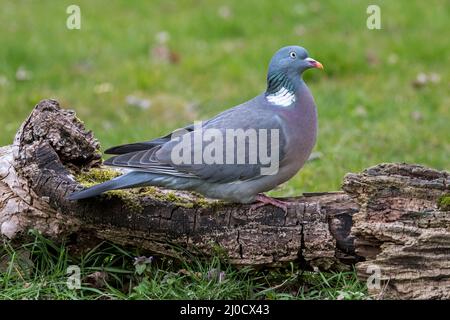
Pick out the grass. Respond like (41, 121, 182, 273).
(0, 231, 367, 300)
(0, 0, 448, 299)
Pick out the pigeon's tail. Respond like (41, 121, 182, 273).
(68, 171, 152, 200)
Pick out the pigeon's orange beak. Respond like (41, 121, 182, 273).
(306, 57, 324, 70)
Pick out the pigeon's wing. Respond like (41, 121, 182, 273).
(104, 124, 195, 154)
(104, 103, 288, 183)
(104, 146, 197, 178)
(164, 103, 288, 183)
(104, 95, 260, 155)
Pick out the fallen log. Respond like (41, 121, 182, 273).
(0, 99, 448, 299)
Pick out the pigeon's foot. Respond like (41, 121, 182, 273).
(250, 194, 289, 213)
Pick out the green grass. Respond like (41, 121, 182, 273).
(0, 231, 367, 300)
(0, 0, 448, 299)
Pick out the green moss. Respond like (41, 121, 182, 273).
(184, 191, 224, 208)
(138, 187, 222, 209)
(194, 197, 224, 209)
(141, 188, 195, 208)
(105, 190, 144, 214)
(74, 168, 224, 210)
(165, 191, 181, 202)
(139, 186, 159, 196)
(437, 194, 450, 211)
(75, 167, 121, 187)
(74, 168, 143, 213)
(174, 202, 195, 209)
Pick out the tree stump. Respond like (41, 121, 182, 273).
(0, 99, 448, 299)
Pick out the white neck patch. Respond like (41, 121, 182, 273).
(266, 87, 296, 107)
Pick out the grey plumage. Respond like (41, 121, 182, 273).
(68, 46, 323, 203)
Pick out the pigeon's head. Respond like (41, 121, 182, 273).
(268, 46, 323, 77)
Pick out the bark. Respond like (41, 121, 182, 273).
(0, 99, 449, 299)
(343, 164, 450, 299)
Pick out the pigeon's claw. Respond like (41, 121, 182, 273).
(249, 194, 289, 214)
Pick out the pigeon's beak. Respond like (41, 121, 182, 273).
(305, 57, 324, 70)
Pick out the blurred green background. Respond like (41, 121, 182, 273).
(0, 0, 448, 196)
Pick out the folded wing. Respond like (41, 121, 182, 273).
(104, 101, 287, 184)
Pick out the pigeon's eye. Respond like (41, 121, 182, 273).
(289, 51, 297, 59)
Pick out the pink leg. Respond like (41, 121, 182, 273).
(250, 194, 289, 213)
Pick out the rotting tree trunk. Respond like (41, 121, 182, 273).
(342, 164, 450, 299)
(0, 99, 449, 299)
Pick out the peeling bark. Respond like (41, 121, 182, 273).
(343, 163, 450, 299)
(0, 99, 449, 299)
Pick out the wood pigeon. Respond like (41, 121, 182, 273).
(69, 45, 323, 211)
